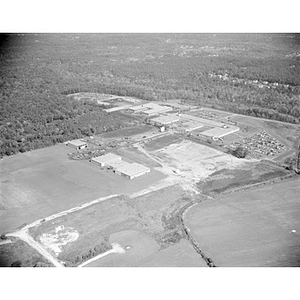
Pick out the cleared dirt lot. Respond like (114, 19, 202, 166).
(0, 144, 165, 233)
(151, 140, 249, 193)
(185, 178, 300, 266)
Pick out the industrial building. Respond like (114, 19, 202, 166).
(200, 126, 239, 139)
(115, 162, 150, 179)
(91, 153, 121, 167)
(128, 102, 173, 116)
(66, 140, 88, 150)
(141, 106, 173, 116)
(106, 159, 129, 170)
(104, 105, 131, 113)
(179, 114, 224, 128)
(150, 115, 180, 126)
(128, 104, 149, 112)
(178, 120, 204, 133)
(91, 153, 150, 179)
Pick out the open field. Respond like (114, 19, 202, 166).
(197, 161, 291, 195)
(0, 143, 166, 233)
(0, 237, 53, 267)
(84, 231, 207, 267)
(28, 185, 193, 266)
(84, 230, 160, 267)
(185, 178, 300, 267)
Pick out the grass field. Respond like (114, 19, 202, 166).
(185, 178, 300, 267)
(84, 232, 207, 267)
(197, 161, 291, 195)
(28, 185, 192, 266)
(0, 143, 166, 233)
(0, 237, 53, 267)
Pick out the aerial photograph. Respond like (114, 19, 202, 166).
(0, 31, 299, 269)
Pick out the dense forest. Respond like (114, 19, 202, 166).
(0, 33, 299, 157)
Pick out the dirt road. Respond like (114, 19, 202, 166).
(6, 194, 120, 267)
(8, 230, 64, 267)
(78, 242, 125, 267)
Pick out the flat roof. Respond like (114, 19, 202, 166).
(129, 105, 149, 111)
(180, 114, 224, 127)
(142, 107, 173, 115)
(105, 105, 131, 112)
(129, 102, 172, 113)
(107, 159, 130, 169)
(91, 153, 121, 164)
(201, 126, 239, 138)
(180, 121, 204, 132)
(68, 139, 87, 147)
(117, 163, 150, 176)
(151, 115, 180, 124)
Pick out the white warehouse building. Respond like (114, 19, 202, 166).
(91, 153, 150, 179)
(91, 153, 121, 167)
(116, 163, 150, 180)
(66, 140, 88, 150)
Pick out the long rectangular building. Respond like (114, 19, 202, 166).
(91, 153, 150, 179)
(200, 126, 239, 138)
(91, 153, 121, 167)
(180, 114, 224, 127)
(150, 115, 180, 126)
(116, 163, 150, 180)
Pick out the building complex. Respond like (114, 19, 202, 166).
(91, 153, 150, 180)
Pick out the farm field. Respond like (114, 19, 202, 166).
(0, 237, 53, 267)
(0, 143, 166, 233)
(197, 161, 291, 196)
(185, 178, 300, 267)
(85, 231, 207, 267)
(28, 184, 193, 266)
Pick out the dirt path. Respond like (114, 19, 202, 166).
(6, 194, 120, 267)
(78, 242, 125, 267)
(17, 194, 120, 232)
(8, 230, 64, 267)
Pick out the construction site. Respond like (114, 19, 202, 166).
(1, 94, 300, 268)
